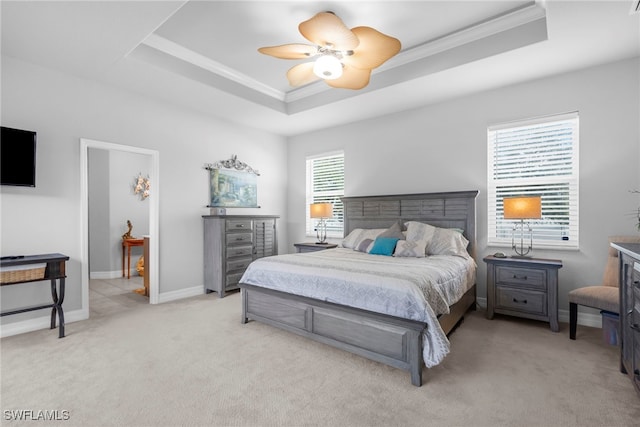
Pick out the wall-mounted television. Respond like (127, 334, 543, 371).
(1, 126, 37, 187)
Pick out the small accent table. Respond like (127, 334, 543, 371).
(484, 255, 562, 332)
(294, 242, 338, 253)
(0, 253, 69, 338)
(122, 238, 144, 279)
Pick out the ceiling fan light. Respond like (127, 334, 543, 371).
(313, 55, 343, 80)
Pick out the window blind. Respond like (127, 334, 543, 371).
(306, 152, 344, 237)
(487, 112, 579, 249)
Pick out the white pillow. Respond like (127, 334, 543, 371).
(426, 227, 470, 257)
(341, 228, 386, 249)
(405, 221, 469, 257)
(393, 240, 427, 258)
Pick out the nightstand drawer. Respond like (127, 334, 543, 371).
(496, 266, 546, 290)
(496, 287, 547, 316)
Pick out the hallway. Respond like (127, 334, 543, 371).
(89, 277, 147, 317)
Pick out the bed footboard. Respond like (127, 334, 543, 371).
(240, 283, 426, 386)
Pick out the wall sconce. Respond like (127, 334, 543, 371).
(503, 196, 542, 257)
(310, 203, 333, 244)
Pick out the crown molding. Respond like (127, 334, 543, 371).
(140, 33, 286, 101)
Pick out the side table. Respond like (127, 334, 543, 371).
(484, 255, 562, 332)
(122, 238, 144, 279)
(294, 242, 338, 253)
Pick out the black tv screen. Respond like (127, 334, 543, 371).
(1, 126, 37, 187)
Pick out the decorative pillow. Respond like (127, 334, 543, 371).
(393, 240, 427, 258)
(355, 238, 374, 253)
(426, 227, 470, 257)
(341, 228, 386, 249)
(405, 221, 436, 245)
(377, 221, 406, 240)
(369, 237, 400, 256)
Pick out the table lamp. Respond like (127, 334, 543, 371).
(503, 196, 542, 257)
(310, 203, 333, 244)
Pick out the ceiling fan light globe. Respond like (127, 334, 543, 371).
(313, 55, 343, 80)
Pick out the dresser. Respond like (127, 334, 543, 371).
(203, 215, 278, 297)
(610, 242, 640, 397)
(484, 255, 562, 332)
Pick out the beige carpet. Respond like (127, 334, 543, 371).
(1, 292, 638, 426)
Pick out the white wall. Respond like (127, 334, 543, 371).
(0, 56, 288, 328)
(287, 57, 640, 320)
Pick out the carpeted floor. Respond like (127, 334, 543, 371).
(1, 291, 639, 426)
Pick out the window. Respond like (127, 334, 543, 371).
(306, 152, 344, 238)
(487, 112, 579, 249)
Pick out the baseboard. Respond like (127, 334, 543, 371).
(0, 308, 89, 338)
(475, 297, 602, 329)
(158, 285, 204, 304)
(90, 270, 132, 280)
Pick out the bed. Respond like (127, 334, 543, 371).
(239, 190, 478, 386)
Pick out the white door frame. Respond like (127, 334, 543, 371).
(80, 138, 160, 307)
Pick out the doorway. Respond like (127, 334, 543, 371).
(80, 138, 160, 317)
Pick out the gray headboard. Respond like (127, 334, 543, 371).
(341, 190, 479, 260)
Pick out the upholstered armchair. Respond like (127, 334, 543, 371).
(569, 235, 640, 340)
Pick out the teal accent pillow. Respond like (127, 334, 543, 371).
(369, 237, 400, 256)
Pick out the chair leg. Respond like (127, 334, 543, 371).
(569, 302, 577, 340)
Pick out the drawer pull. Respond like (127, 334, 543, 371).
(634, 280, 640, 289)
(512, 298, 528, 304)
(512, 274, 528, 280)
(235, 237, 244, 241)
(235, 224, 245, 228)
(631, 323, 640, 332)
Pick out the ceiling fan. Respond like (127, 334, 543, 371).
(258, 11, 401, 90)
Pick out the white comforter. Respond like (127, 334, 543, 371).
(240, 248, 476, 367)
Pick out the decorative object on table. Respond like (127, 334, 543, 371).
(121, 220, 134, 240)
(205, 155, 259, 208)
(258, 11, 401, 90)
(503, 196, 542, 257)
(133, 173, 150, 200)
(310, 202, 333, 244)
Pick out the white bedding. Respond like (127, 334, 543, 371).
(240, 248, 476, 367)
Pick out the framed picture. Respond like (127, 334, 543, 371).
(206, 155, 259, 208)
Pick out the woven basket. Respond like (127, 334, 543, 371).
(0, 267, 46, 284)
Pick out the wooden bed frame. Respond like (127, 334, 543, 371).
(240, 190, 478, 386)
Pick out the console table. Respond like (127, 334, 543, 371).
(122, 238, 144, 279)
(0, 253, 69, 338)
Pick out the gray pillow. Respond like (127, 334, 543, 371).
(377, 220, 406, 240)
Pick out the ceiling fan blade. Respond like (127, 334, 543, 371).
(299, 12, 359, 51)
(286, 62, 320, 87)
(342, 27, 401, 70)
(258, 43, 318, 59)
(326, 65, 371, 90)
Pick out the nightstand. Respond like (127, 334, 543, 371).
(294, 242, 338, 253)
(484, 255, 562, 332)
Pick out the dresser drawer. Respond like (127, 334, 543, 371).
(496, 266, 546, 291)
(226, 232, 253, 245)
(226, 272, 245, 288)
(226, 219, 253, 231)
(227, 245, 253, 258)
(226, 258, 252, 272)
(496, 286, 547, 316)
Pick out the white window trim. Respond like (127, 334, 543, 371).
(487, 112, 579, 250)
(306, 151, 344, 239)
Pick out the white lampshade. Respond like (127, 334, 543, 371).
(313, 55, 343, 80)
(310, 203, 333, 218)
(503, 196, 542, 219)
